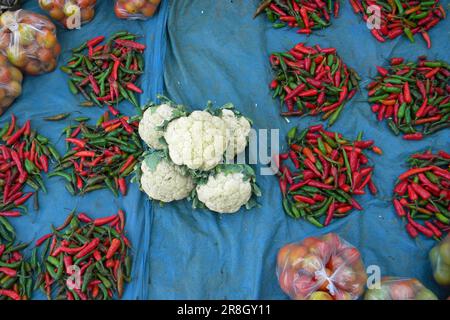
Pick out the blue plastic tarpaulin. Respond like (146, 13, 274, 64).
(4, 0, 169, 299)
(3, 0, 449, 300)
(160, 0, 449, 299)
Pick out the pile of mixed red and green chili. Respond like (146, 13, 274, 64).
(270, 43, 359, 125)
(393, 150, 449, 240)
(368, 56, 450, 140)
(0, 115, 60, 216)
(61, 31, 145, 108)
(254, 0, 340, 34)
(49, 109, 142, 196)
(32, 210, 132, 300)
(350, 0, 446, 47)
(274, 124, 381, 227)
(0, 218, 33, 300)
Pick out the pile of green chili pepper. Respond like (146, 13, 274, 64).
(350, 0, 446, 48)
(270, 43, 359, 126)
(0, 218, 33, 300)
(275, 124, 381, 227)
(393, 150, 449, 241)
(49, 110, 143, 196)
(61, 31, 145, 108)
(254, 0, 340, 34)
(368, 56, 450, 140)
(0, 114, 60, 216)
(32, 210, 132, 300)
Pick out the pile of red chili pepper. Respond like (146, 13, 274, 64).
(254, 0, 340, 34)
(275, 124, 381, 227)
(0, 115, 60, 216)
(270, 43, 359, 126)
(61, 31, 145, 108)
(368, 56, 450, 140)
(0, 218, 33, 300)
(350, 0, 446, 48)
(49, 109, 142, 196)
(393, 150, 450, 240)
(33, 210, 132, 300)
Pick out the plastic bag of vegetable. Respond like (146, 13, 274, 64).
(276, 233, 367, 300)
(0, 0, 21, 14)
(365, 277, 438, 300)
(39, 0, 96, 29)
(0, 9, 60, 75)
(0, 54, 22, 114)
(430, 234, 450, 286)
(114, 0, 160, 20)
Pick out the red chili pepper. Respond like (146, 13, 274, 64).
(398, 166, 432, 181)
(14, 192, 33, 206)
(78, 213, 92, 223)
(75, 238, 100, 259)
(324, 199, 336, 226)
(424, 221, 442, 238)
(0, 289, 20, 300)
(87, 36, 105, 48)
(125, 82, 143, 94)
(75, 151, 96, 158)
(118, 178, 127, 196)
(405, 223, 418, 238)
(93, 215, 118, 227)
(114, 39, 146, 51)
(393, 199, 406, 217)
(106, 238, 121, 259)
(0, 211, 21, 217)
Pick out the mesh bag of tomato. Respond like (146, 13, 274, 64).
(33, 210, 132, 300)
(275, 124, 381, 227)
(368, 56, 450, 140)
(0, 55, 22, 115)
(364, 277, 438, 300)
(269, 43, 359, 126)
(39, 0, 97, 29)
(114, 0, 160, 20)
(349, 0, 446, 48)
(393, 150, 450, 241)
(0, 9, 61, 75)
(277, 233, 367, 300)
(430, 234, 450, 287)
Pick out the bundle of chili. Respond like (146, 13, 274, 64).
(350, 0, 446, 47)
(368, 56, 450, 140)
(254, 0, 341, 34)
(393, 150, 449, 240)
(61, 31, 145, 108)
(33, 210, 132, 300)
(0, 115, 60, 216)
(275, 125, 380, 227)
(270, 43, 359, 126)
(50, 110, 143, 196)
(0, 217, 33, 300)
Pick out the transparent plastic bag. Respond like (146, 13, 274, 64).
(114, 0, 160, 20)
(430, 234, 450, 287)
(0, 0, 21, 14)
(0, 54, 22, 114)
(364, 277, 438, 300)
(276, 233, 367, 300)
(39, 0, 96, 29)
(0, 9, 60, 75)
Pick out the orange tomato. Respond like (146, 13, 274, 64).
(0, 67, 11, 83)
(142, 4, 157, 17)
(37, 48, 54, 64)
(49, 8, 65, 20)
(81, 7, 95, 22)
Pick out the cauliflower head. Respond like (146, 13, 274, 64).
(164, 111, 229, 171)
(139, 103, 176, 150)
(140, 155, 194, 203)
(220, 109, 251, 160)
(196, 171, 252, 214)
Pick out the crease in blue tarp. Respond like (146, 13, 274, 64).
(1, 0, 169, 299)
(158, 0, 450, 299)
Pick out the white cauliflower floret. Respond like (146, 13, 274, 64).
(164, 111, 229, 171)
(220, 109, 251, 160)
(139, 104, 176, 149)
(196, 172, 252, 213)
(141, 158, 194, 202)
